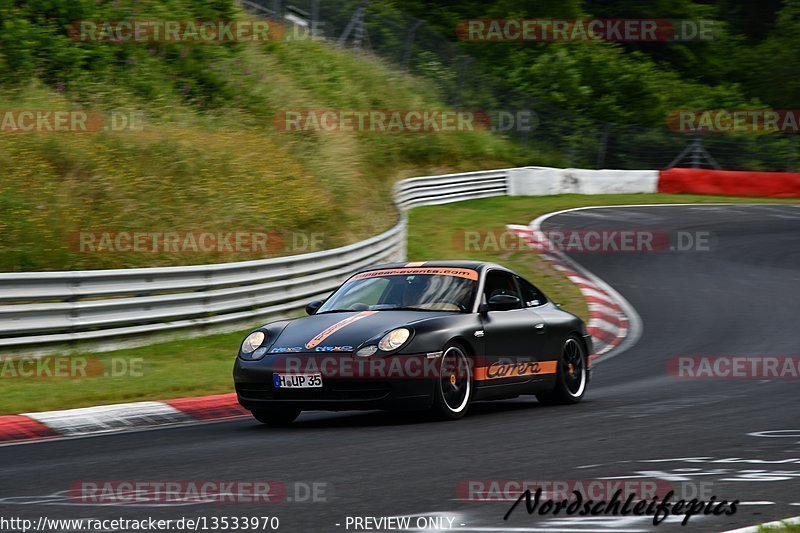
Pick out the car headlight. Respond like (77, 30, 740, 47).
(378, 328, 410, 352)
(241, 331, 266, 354)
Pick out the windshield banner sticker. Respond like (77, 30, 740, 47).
(349, 267, 479, 281)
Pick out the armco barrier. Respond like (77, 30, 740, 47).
(0, 168, 513, 354)
(659, 168, 800, 198)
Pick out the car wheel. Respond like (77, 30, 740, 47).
(536, 335, 588, 405)
(251, 406, 301, 426)
(430, 344, 473, 420)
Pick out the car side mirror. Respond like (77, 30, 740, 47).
(305, 300, 323, 315)
(486, 294, 521, 311)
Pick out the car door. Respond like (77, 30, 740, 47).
(514, 274, 561, 390)
(477, 269, 549, 394)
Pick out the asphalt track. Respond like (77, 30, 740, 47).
(1, 204, 799, 533)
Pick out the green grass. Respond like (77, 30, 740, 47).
(3, 330, 245, 414)
(759, 521, 800, 532)
(2, 193, 797, 414)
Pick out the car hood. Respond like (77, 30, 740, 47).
(266, 310, 446, 354)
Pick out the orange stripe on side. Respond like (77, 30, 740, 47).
(474, 360, 558, 381)
(305, 311, 377, 349)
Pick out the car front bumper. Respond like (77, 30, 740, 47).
(233, 353, 437, 412)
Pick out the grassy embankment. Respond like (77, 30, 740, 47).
(0, 1, 532, 272)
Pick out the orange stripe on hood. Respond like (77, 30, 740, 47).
(305, 311, 378, 349)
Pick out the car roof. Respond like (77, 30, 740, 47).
(358, 260, 509, 273)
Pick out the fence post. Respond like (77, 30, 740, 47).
(596, 122, 610, 169)
(402, 19, 425, 71)
(338, 0, 370, 49)
(521, 98, 533, 151)
(311, 0, 320, 39)
(453, 57, 473, 108)
(666, 134, 721, 169)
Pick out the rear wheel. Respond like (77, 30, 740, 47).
(251, 406, 301, 426)
(536, 336, 588, 405)
(430, 344, 473, 420)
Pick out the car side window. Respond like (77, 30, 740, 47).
(516, 276, 546, 307)
(483, 270, 522, 308)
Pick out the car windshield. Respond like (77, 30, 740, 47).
(317, 267, 478, 313)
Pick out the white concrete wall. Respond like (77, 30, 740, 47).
(508, 167, 659, 196)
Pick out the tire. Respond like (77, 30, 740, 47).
(536, 335, 588, 405)
(430, 344, 473, 420)
(251, 406, 301, 426)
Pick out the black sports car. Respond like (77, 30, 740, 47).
(234, 261, 592, 425)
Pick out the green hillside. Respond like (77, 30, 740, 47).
(0, 0, 528, 271)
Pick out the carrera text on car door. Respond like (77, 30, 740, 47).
(476, 269, 549, 396)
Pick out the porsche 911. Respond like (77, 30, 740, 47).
(233, 261, 592, 425)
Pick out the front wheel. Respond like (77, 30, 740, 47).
(536, 336, 588, 405)
(430, 344, 473, 420)
(251, 406, 301, 426)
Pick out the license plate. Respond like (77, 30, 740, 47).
(273, 373, 323, 389)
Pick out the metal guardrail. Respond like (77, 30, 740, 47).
(394, 168, 509, 209)
(0, 169, 513, 352)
